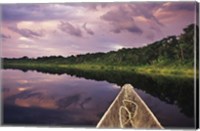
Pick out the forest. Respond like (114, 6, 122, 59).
(2, 24, 199, 77)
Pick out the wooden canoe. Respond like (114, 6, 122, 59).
(96, 84, 163, 128)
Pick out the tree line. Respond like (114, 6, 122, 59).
(3, 24, 198, 68)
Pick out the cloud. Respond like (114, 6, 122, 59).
(101, 5, 143, 34)
(2, 5, 41, 21)
(19, 37, 34, 42)
(128, 3, 164, 26)
(1, 4, 76, 22)
(126, 26, 143, 34)
(110, 23, 143, 34)
(58, 21, 82, 37)
(154, 2, 196, 25)
(62, 3, 109, 11)
(101, 5, 133, 22)
(9, 26, 44, 38)
(1, 34, 11, 40)
(82, 23, 94, 35)
(162, 2, 195, 12)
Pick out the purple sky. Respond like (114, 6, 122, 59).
(1, 2, 197, 58)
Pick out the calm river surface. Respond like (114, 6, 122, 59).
(2, 69, 195, 128)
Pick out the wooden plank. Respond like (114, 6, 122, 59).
(96, 84, 163, 128)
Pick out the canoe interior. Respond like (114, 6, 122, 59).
(96, 84, 163, 128)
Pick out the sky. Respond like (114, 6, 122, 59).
(0, 2, 197, 58)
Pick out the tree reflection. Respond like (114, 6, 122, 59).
(3, 66, 195, 118)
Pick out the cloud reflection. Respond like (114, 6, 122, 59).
(3, 69, 120, 125)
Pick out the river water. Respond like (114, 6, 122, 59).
(2, 69, 195, 128)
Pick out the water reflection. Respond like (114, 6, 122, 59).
(2, 67, 195, 128)
(135, 88, 194, 128)
(2, 69, 120, 126)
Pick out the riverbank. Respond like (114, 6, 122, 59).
(3, 63, 197, 78)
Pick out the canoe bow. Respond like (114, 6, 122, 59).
(96, 84, 163, 128)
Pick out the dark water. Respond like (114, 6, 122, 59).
(2, 68, 195, 128)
